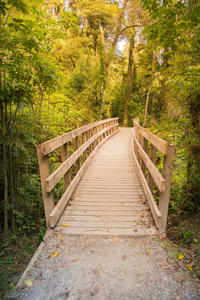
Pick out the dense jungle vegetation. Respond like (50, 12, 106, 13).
(0, 0, 199, 295)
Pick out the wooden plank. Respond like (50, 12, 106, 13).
(133, 129, 166, 193)
(133, 119, 170, 155)
(40, 118, 118, 156)
(93, 127, 97, 148)
(147, 144, 157, 193)
(141, 138, 148, 174)
(74, 136, 81, 172)
(131, 138, 162, 229)
(49, 129, 119, 227)
(87, 129, 92, 155)
(159, 145, 175, 231)
(37, 145, 54, 228)
(82, 132, 87, 162)
(61, 143, 71, 189)
(45, 124, 117, 192)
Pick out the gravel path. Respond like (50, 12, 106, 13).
(14, 230, 199, 300)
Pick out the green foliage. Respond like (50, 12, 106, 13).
(182, 229, 195, 245)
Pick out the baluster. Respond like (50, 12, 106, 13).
(87, 129, 92, 155)
(93, 126, 97, 148)
(82, 132, 87, 162)
(61, 143, 71, 189)
(37, 146, 54, 228)
(147, 144, 157, 193)
(74, 136, 81, 172)
(141, 137, 148, 175)
(159, 145, 175, 231)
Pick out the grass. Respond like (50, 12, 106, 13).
(0, 234, 40, 298)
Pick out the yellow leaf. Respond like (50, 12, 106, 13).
(178, 254, 184, 260)
(187, 264, 193, 272)
(73, 258, 80, 262)
(24, 280, 32, 287)
(121, 202, 125, 204)
(61, 224, 69, 227)
(131, 220, 135, 222)
(49, 252, 59, 258)
(113, 236, 118, 242)
(146, 249, 149, 254)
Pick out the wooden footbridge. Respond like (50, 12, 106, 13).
(37, 118, 175, 235)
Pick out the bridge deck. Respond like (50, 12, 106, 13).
(57, 128, 157, 236)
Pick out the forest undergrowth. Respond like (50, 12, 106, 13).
(0, 0, 199, 297)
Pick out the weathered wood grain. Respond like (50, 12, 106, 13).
(133, 129, 166, 193)
(40, 118, 118, 156)
(133, 119, 170, 155)
(49, 130, 118, 227)
(45, 124, 117, 192)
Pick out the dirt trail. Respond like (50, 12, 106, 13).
(13, 230, 199, 300)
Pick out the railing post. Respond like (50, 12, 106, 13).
(93, 126, 97, 148)
(82, 132, 87, 161)
(61, 143, 71, 189)
(134, 118, 140, 163)
(86, 129, 92, 154)
(147, 144, 157, 193)
(37, 145, 54, 228)
(74, 136, 81, 172)
(141, 137, 148, 174)
(159, 144, 175, 231)
(98, 125, 102, 144)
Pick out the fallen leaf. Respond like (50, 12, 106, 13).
(77, 192, 79, 195)
(178, 254, 184, 260)
(121, 202, 125, 204)
(146, 249, 149, 254)
(45, 262, 48, 266)
(136, 252, 139, 255)
(17, 285, 26, 292)
(122, 254, 127, 261)
(159, 264, 173, 269)
(90, 284, 100, 296)
(113, 236, 118, 242)
(53, 266, 58, 272)
(131, 220, 135, 222)
(187, 264, 193, 272)
(59, 291, 70, 298)
(73, 258, 80, 262)
(49, 252, 59, 258)
(35, 280, 38, 284)
(27, 271, 33, 276)
(160, 243, 165, 249)
(61, 224, 69, 227)
(93, 269, 100, 277)
(24, 280, 32, 287)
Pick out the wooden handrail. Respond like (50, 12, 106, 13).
(132, 118, 175, 232)
(37, 118, 119, 228)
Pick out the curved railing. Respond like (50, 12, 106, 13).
(37, 118, 119, 228)
(132, 118, 175, 232)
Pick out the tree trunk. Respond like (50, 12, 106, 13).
(106, 0, 129, 69)
(123, 36, 134, 127)
(0, 73, 9, 236)
(161, 47, 168, 113)
(8, 104, 15, 234)
(143, 49, 155, 127)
